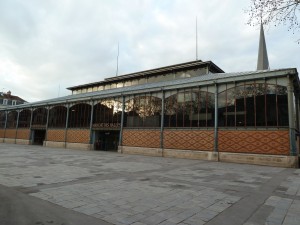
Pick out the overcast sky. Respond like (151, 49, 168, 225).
(0, 0, 299, 102)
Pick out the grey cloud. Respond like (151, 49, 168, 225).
(0, 0, 298, 102)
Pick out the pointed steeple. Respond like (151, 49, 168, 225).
(257, 23, 269, 70)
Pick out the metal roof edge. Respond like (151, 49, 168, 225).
(1, 68, 297, 111)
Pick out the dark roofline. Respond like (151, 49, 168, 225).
(0, 93, 27, 102)
(67, 60, 224, 91)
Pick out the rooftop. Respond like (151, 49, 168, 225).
(67, 60, 224, 91)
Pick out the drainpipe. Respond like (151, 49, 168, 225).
(118, 95, 125, 153)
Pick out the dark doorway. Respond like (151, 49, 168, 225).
(94, 130, 119, 151)
(33, 130, 46, 145)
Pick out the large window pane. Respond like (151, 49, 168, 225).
(277, 85, 288, 126)
(165, 88, 214, 128)
(125, 95, 162, 127)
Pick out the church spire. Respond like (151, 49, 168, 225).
(257, 23, 269, 70)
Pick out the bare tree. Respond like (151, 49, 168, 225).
(247, 0, 300, 41)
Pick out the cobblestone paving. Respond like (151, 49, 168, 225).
(0, 143, 299, 225)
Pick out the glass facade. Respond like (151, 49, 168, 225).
(125, 94, 162, 127)
(0, 78, 292, 131)
(93, 99, 122, 128)
(32, 108, 48, 126)
(68, 103, 91, 128)
(18, 109, 31, 128)
(6, 111, 18, 128)
(164, 87, 214, 128)
(48, 106, 67, 128)
(218, 82, 288, 127)
(0, 111, 6, 128)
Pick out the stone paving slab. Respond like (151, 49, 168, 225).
(0, 143, 300, 225)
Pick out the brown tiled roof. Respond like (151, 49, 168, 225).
(0, 92, 26, 102)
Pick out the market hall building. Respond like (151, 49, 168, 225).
(0, 27, 299, 168)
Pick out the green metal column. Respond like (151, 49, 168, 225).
(44, 106, 50, 146)
(119, 95, 125, 152)
(160, 90, 165, 152)
(64, 103, 70, 148)
(287, 75, 297, 156)
(89, 100, 94, 150)
(15, 110, 20, 143)
(214, 83, 218, 153)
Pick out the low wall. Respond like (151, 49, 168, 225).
(16, 129, 30, 140)
(122, 129, 161, 148)
(163, 149, 218, 161)
(4, 129, 16, 139)
(119, 146, 162, 156)
(66, 129, 90, 144)
(46, 129, 65, 142)
(164, 130, 214, 151)
(15, 139, 30, 145)
(120, 146, 298, 168)
(219, 152, 298, 168)
(0, 129, 5, 138)
(44, 141, 66, 148)
(4, 138, 16, 144)
(66, 142, 92, 150)
(218, 130, 290, 155)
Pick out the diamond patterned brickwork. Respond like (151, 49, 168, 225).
(66, 129, 90, 144)
(164, 130, 214, 151)
(218, 130, 289, 155)
(4, 129, 16, 138)
(47, 129, 65, 142)
(16, 129, 30, 140)
(0, 129, 4, 138)
(122, 129, 161, 148)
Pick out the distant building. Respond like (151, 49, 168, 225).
(0, 91, 27, 109)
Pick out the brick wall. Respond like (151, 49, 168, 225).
(4, 129, 16, 139)
(0, 129, 4, 138)
(164, 130, 214, 151)
(66, 129, 90, 143)
(47, 129, 65, 142)
(122, 129, 161, 148)
(16, 129, 30, 140)
(218, 130, 290, 155)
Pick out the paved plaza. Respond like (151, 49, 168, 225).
(0, 143, 299, 225)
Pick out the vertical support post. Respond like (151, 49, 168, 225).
(214, 83, 218, 153)
(44, 106, 50, 146)
(287, 75, 296, 156)
(118, 95, 125, 152)
(15, 110, 20, 143)
(29, 108, 33, 128)
(4, 111, 8, 141)
(89, 100, 94, 150)
(29, 108, 33, 144)
(64, 103, 70, 148)
(160, 90, 165, 153)
(295, 94, 299, 131)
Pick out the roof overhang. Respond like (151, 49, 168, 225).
(2, 68, 298, 111)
